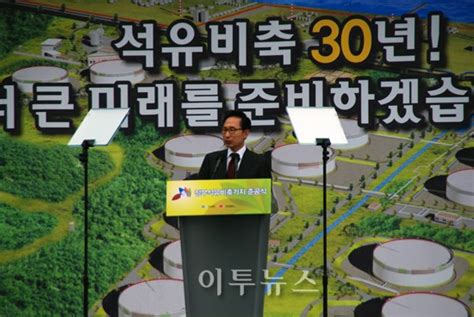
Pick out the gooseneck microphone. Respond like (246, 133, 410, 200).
(211, 156, 223, 179)
(233, 154, 240, 177)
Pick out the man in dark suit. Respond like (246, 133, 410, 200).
(198, 110, 271, 179)
(181, 110, 272, 317)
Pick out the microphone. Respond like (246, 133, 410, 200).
(233, 154, 240, 177)
(211, 156, 223, 179)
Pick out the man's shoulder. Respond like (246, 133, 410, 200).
(241, 149, 271, 178)
(243, 149, 264, 160)
(205, 148, 263, 161)
(199, 149, 227, 179)
(205, 149, 227, 159)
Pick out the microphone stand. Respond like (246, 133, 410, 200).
(79, 139, 94, 317)
(316, 138, 330, 317)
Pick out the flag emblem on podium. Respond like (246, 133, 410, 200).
(172, 187, 191, 200)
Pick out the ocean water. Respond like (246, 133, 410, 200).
(256, 0, 474, 23)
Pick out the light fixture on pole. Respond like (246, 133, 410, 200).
(286, 107, 347, 317)
(69, 108, 129, 317)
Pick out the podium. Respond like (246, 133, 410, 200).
(166, 179, 272, 317)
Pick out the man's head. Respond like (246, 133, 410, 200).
(221, 110, 251, 152)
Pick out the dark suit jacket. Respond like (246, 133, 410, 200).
(198, 148, 271, 179)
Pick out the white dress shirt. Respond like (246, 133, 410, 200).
(226, 145, 246, 172)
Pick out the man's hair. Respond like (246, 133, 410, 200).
(223, 110, 251, 130)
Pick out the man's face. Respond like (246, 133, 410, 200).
(222, 116, 249, 152)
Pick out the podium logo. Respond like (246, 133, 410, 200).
(172, 187, 192, 200)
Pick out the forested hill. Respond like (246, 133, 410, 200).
(0, 7, 52, 58)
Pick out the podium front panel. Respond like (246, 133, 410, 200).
(179, 214, 270, 317)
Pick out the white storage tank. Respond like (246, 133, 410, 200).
(165, 134, 224, 169)
(90, 60, 144, 84)
(331, 119, 369, 150)
(118, 279, 185, 317)
(163, 240, 182, 279)
(446, 169, 474, 207)
(222, 83, 239, 109)
(373, 239, 454, 288)
(12, 66, 69, 93)
(271, 144, 336, 177)
(382, 293, 469, 317)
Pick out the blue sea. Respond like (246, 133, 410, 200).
(256, 0, 474, 23)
